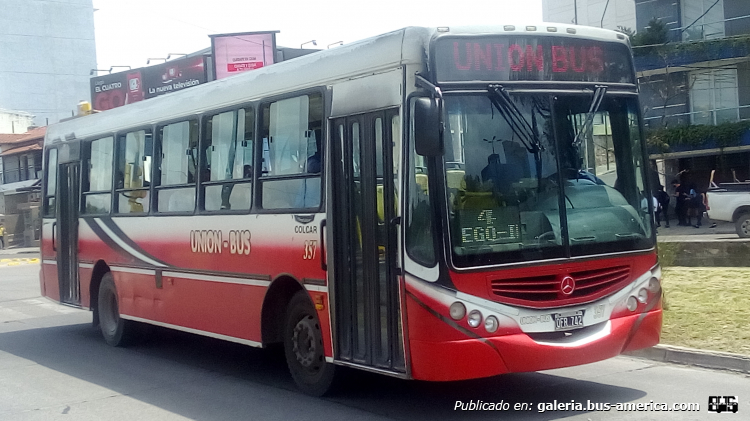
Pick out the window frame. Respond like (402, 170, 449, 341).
(113, 125, 155, 216)
(256, 87, 327, 214)
(42, 147, 59, 218)
(153, 117, 200, 215)
(81, 134, 116, 216)
(199, 102, 257, 215)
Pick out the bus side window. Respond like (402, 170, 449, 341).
(43, 148, 58, 217)
(201, 108, 254, 211)
(115, 129, 152, 214)
(259, 93, 322, 210)
(154, 120, 198, 213)
(82, 136, 114, 214)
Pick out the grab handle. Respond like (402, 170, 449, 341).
(319, 219, 327, 271)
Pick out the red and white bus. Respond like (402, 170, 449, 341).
(40, 25, 662, 395)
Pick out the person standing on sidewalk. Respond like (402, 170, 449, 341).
(655, 185, 670, 227)
(0, 222, 5, 250)
(672, 179, 692, 226)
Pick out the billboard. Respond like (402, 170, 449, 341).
(90, 55, 207, 111)
(211, 31, 277, 80)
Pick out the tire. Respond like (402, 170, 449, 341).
(736, 213, 750, 238)
(98, 272, 135, 347)
(283, 290, 336, 396)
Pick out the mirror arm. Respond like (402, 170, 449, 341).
(415, 73, 443, 101)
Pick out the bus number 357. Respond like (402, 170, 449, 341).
(303, 240, 317, 260)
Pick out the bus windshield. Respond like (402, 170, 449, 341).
(443, 92, 654, 267)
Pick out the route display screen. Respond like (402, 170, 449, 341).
(456, 208, 521, 248)
(434, 35, 634, 84)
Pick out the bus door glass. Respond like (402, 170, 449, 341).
(57, 161, 81, 305)
(331, 109, 405, 372)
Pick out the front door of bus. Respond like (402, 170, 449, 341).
(57, 163, 80, 305)
(331, 110, 405, 372)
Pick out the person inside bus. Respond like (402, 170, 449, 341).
(306, 130, 322, 174)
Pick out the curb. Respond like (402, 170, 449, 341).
(625, 344, 750, 374)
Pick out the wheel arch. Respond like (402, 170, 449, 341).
(731, 206, 750, 222)
(89, 260, 111, 327)
(261, 274, 307, 346)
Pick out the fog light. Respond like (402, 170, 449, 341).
(647, 277, 660, 292)
(637, 288, 649, 303)
(468, 310, 482, 328)
(449, 302, 466, 320)
(484, 316, 499, 333)
(626, 296, 638, 311)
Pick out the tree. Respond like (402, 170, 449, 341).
(633, 18, 669, 46)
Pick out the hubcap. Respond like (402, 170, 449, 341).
(292, 315, 318, 369)
(743, 220, 750, 235)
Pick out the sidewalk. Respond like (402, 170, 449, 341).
(656, 219, 743, 242)
(0, 246, 39, 256)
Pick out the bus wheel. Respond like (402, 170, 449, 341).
(98, 273, 133, 347)
(283, 290, 336, 396)
(736, 213, 750, 238)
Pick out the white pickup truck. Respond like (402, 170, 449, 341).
(706, 183, 750, 237)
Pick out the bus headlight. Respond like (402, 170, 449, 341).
(647, 277, 660, 293)
(467, 310, 482, 328)
(484, 316, 499, 333)
(637, 288, 649, 303)
(449, 302, 466, 320)
(626, 296, 638, 311)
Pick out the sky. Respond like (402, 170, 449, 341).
(91, 0, 542, 71)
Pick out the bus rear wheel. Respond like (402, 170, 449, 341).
(98, 273, 135, 347)
(283, 290, 336, 396)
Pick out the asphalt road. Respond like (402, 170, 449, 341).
(1, 261, 748, 420)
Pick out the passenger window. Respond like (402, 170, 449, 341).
(155, 120, 198, 213)
(83, 136, 114, 214)
(116, 129, 152, 214)
(202, 108, 254, 211)
(43, 148, 58, 217)
(260, 93, 322, 209)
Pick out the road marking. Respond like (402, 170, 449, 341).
(0, 257, 40, 267)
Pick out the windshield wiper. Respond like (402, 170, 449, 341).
(487, 85, 544, 154)
(572, 85, 607, 147)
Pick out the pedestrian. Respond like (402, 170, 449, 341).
(671, 179, 691, 226)
(654, 185, 670, 228)
(0, 222, 5, 250)
(693, 190, 717, 229)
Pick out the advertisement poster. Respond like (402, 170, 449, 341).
(90, 56, 207, 111)
(91, 71, 143, 111)
(143, 55, 207, 99)
(211, 31, 277, 80)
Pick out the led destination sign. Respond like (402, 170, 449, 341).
(435, 36, 634, 84)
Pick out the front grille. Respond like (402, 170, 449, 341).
(489, 266, 631, 307)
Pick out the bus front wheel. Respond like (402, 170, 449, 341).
(98, 273, 135, 347)
(283, 290, 336, 396)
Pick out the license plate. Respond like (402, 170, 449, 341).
(554, 310, 584, 331)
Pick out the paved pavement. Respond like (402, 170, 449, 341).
(0, 246, 40, 256)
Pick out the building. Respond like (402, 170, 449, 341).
(543, 0, 750, 189)
(0, 127, 45, 248)
(0, 0, 97, 126)
(0, 109, 35, 135)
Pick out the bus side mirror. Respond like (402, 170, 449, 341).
(414, 97, 443, 157)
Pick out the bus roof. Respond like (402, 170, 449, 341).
(45, 24, 628, 146)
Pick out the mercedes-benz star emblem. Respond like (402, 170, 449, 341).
(560, 276, 575, 296)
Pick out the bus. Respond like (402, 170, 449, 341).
(40, 24, 662, 396)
